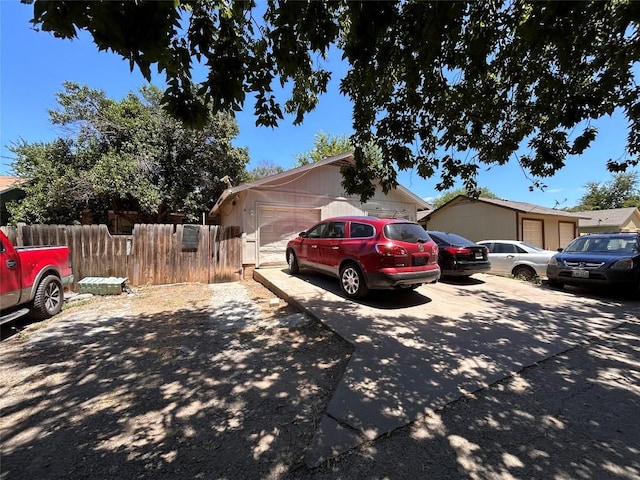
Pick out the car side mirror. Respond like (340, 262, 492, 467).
(557, 248, 564, 252)
(299, 231, 307, 238)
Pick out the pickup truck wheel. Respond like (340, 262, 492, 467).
(32, 275, 63, 319)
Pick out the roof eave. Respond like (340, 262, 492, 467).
(209, 152, 355, 216)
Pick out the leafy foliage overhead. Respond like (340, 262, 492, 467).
(26, 0, 640, 201)
(7, 82, 249, 226)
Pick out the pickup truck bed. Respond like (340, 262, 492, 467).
(1, 230, 73, 325)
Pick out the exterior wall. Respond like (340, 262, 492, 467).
(578, 225, 614, 235)
(426, 198, 579, 250)
(581, 221, 640, 234)
(621, 214, 640, 232)
(218, 165, 419, 265)
(426, 199, 517, 241)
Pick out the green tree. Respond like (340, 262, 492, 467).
(7, 82, 249, 225)
(246, 160, 284, 181)
(293, 132, 386, 199)
(432, 187, 499, 209)
(26, 1, 640, 201)
(6, 139, 89, 225)
(295, 132, 352, 166)
(573, 172, 640, 210)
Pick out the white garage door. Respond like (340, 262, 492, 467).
(257, 206, 320, 267)
(559, 222, 576, 248)
(522, 219, 544, 248)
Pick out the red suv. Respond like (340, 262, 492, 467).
(286, 216, 441, 298)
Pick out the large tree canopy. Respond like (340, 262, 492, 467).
(246, 160, 284, 181)
(572, 172, 640, 210)
(25, 1, 640, 201)
(295, 132, 352, 166)
(7, 82, 249, 225)
(432, 187, 499, 209)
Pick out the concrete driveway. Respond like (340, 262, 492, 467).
(254, 269, 640, 467)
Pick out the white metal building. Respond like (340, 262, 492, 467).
(209, 152, 431, 268)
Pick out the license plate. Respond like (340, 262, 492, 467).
(571, 269, 589, 278)
(414, 257, 426, 266)
(475, 252, 483, 259)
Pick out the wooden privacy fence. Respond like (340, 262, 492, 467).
(1, 224, 242, 290)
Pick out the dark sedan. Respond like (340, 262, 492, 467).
(547, 232, 640, 295)
(426, 231, 491, 278)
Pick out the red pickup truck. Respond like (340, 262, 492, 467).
(0, 230, 74, 325)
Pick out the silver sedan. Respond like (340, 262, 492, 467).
(477, 240, 558, 280)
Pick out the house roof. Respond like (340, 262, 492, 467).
(430, 195, 589, 219)
(417, 209, 432, 221)
(0, 176, 27, 194)
(210, 152, 432, 216)
(574, 207, 640, 227)
(475, 197, 587, 218)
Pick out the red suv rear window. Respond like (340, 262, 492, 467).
(383, 223, 430, 243)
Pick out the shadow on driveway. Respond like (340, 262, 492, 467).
(255, 269, 640, 467)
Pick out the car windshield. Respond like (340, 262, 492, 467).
(564, 236, 638, 253)
(384, 223, 430, 243)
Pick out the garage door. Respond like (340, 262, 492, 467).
(257, 206, 321, 267)
(522, 219, 543, 248)
(559, 222, 576, 248)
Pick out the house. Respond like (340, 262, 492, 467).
(575, 207, 640, 234)
(0, 176, 27, 225)
(209, 152, 431, 271)
(422, 195, 586, 250)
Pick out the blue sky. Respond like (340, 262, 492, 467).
(1, 1, 636, 208)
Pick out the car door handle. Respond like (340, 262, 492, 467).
(6, 259, 16, 269)
(506, 255, 515, 258)
(311, 245, 318, 249)
(332, 246, 339, 250)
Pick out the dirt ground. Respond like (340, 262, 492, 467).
(0, 280, 353, 480)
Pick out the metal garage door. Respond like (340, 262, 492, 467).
(559, 222, 576, 248)
(522, 219, 544, 248)
(257, 206, 320, 267)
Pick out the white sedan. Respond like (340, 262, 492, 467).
(476, 240, 558, 281)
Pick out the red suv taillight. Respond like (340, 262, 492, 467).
(375, 243, 408, 256)
(443, 246, 472, 256)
